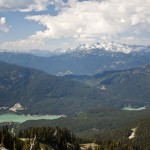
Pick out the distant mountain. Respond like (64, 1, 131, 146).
(65, 64, 150, 107)
(67, 42, 150, 54)
(0, 61, 150, 116)
(0, 42, 150, 75)
(0, 61, 119, 115)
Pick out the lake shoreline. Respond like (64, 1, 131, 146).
(0, 113, 64, 123)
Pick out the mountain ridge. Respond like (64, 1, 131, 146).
(65, 63, 150, 107)
(0, 61, 150, 115)
(0, 61, 106, 115)
(0, 46, 150, 75)
(1, 42, 150, 56)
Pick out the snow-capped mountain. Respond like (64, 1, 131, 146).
(0, 42, 150, 75)
(66, 42, 150, 55)
(1, 42, 149, 56)
(71, 42, 133, 54)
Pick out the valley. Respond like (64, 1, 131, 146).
(0, 44, 150, 149)
(0, 0, 150, 148)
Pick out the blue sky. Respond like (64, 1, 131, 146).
(0, 0, 150, 52)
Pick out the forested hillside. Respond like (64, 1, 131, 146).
(0, 126, 80, 150)
(0, 61, 104, 115)
(66, 64, 150, 107)
(0, 61, 150, 115)
(1, 117, 150, 150)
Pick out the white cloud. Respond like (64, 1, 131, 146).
(118, 37, 150, 46)
(0, 17, 9, 32)
(0, 0, 52, 12)
(1, 36, 45, 51)
(25, 0, 150, 41)
(1, 0, 150, 50)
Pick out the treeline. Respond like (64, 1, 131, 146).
(18, 126, 80, 150)
(0, 126, 80, 150)
(1, 118, 150, 150)
(0, 126, 24, 149)
(19, 108, 150, 137)
(93, 117, 150, 150)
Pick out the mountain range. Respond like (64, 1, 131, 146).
(0, 42, 150, 149)
(65, 64, 150, 107)
(0, 42, 150, 75)
(0, 61, 149, 115)
(0, 61, 103, 115)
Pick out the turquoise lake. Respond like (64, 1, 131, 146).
(0, 113, 62, 123)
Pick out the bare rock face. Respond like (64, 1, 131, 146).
(9, 103, 25, 112)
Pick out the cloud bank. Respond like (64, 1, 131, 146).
(0, 0, 52, 12)
(26, 0, 150, 39)
(0, 0, 150, 50)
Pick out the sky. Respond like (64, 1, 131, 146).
(0, 0, 150, 52)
